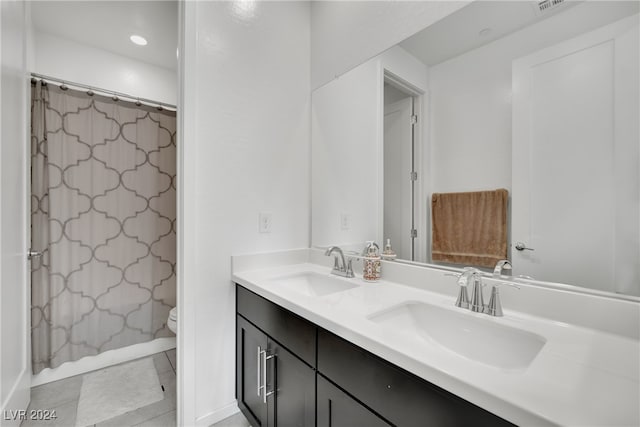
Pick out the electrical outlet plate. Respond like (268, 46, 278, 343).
(259, 212, 272, 233)
(340, 213, 351, 230)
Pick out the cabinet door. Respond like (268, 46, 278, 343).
(270, 340, 316, 427)
(317, 375, 391, 427)
(237, 316, 268, 426)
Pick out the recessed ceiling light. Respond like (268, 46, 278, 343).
(130, 35, 148, 46)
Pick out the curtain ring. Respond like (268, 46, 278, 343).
(112, 96, 119, 102)
(135, 99, 142, 106)
(86, 89, 94, 96)
(60, 83, 68, 91)
(156, 105, 164, 111)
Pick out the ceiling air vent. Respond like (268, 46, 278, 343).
(536, 0, 566, 15)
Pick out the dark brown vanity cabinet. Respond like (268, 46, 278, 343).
(237, 287, 316, 427)
(236, 284, 514, 427)
(316, 375, 391, 427)
(317, 330, 514, 427)
(237, 316, 269, 425)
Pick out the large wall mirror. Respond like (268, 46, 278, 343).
(311, 0, 640, 297)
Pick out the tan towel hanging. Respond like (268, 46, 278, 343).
(431, 189, 508, 268)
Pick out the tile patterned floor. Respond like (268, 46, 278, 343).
(22, 350, 177, 427)
(210, 412, 251, 427)
(21, 350, 250, 427)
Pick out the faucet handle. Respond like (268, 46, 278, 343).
(345, 258, 354, 278)
(332, 256, 341, 271)
(486, 282, 520, 317)
(444, 272, 470, 308)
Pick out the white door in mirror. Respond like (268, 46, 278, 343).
(512, 16, 639, 295)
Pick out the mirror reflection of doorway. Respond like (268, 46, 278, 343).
(383, 79, 418, 261)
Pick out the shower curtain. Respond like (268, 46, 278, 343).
(30, 81, 176, 374)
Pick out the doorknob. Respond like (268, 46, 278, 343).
(514, 242, 534, 251)
(28, 249, 43, 259)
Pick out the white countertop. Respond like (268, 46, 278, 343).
(232, 257, 640, 427)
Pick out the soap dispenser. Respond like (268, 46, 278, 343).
(363, 241, 381, 282)
(381, 238, 397, 260)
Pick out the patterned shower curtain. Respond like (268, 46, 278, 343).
(30, 81, 176, 374)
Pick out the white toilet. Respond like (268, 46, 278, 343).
(167, 307, 177, 334)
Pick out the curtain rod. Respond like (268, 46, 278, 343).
(30, 72, 177, 112)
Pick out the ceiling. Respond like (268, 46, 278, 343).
(400, 0, 639, 66)
(31, 1, 178, 70)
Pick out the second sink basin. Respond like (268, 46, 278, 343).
(368, 301, 546, 370)
(265, 272, 358, 297)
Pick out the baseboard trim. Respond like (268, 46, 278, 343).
(31, 337, 176, 387)
(195, 401, 240, 426)
(0, 366, 30, 426)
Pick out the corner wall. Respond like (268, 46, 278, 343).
(179, 2, 310, 424)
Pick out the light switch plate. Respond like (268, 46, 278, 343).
(340, 213, 351, 230)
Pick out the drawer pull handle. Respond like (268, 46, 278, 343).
(257, 346, 265, 397)
(263, 352, 276, 403)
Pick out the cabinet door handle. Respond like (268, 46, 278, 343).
(257, 346, 265, 397)
(263, 353, 276, 404)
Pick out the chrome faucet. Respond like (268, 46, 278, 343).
(469, 272, 486, 313)
(324, 246, 354, 278)
(493, 259, 512, 277)
(447, 267, 521, 316)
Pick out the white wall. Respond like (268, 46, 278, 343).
(180, 2, 310, 425)
(1, 0, 31, 420)
(428, 44, 512, 194)
(311, 46, 427, 251)
(311, 58, 380, 250)
(310, 0, 469, 90)
(31, 31, 176, 105)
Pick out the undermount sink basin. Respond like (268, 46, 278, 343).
(265, 272, 358, 297)
(368, 302, 546, 370)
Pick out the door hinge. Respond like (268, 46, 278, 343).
(410, 171, 417, 181)
(410, 115, 418, 125)
(410, 229, 417, 238)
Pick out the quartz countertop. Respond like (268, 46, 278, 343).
(232, 257, 640, 427)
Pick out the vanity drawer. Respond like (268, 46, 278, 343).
(317, 329, 514, 427)
(236, 284, 316, 367)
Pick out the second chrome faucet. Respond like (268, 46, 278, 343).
(324, 246, 355, 278)
(448, 261, 519, 317)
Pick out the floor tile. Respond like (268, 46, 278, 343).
(30, 375, 82, 410)
(152, 353, 173, 375)
(76, 358, 163, 427)
(21, 399, 78, 427)
(211, 412, 251, 427)
(96, 370, 176, 427)
(165, 349, 176, 372)
(134, 410, 176, 427)
(26, 352, 177, 427)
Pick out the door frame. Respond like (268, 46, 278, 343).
(383, 96, 414, 261)
(1, 0, 32, 423)
(381, 71, 427, 263)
